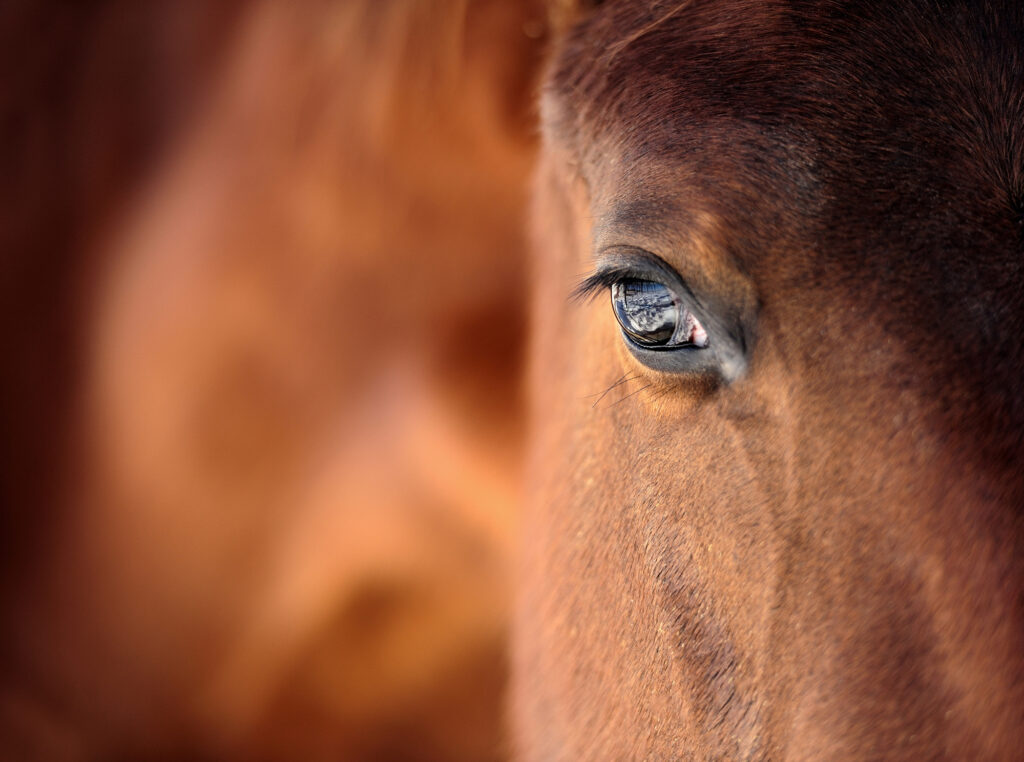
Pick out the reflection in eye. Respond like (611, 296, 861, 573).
(611, 279, 709, 349)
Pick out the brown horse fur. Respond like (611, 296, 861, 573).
(517, 0, 1024, 759)
(1, 1, 547, 759)
(4, 0, 1023, 759)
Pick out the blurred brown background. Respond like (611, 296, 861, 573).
(0, 1, 551, 759)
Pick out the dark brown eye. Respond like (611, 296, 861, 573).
(611, 279, 709, 349)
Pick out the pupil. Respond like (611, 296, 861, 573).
(611, 279, 678, 345)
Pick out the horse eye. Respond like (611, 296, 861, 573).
(611, 279, 709, 349)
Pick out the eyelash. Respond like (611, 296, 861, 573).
(573, 266, 661, 302)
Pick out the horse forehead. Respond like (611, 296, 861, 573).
(543, 16, 831, 237)
(550, 1, 804, 133)
(548, 1, 1021, 166)
(548, 2, 1023, 285)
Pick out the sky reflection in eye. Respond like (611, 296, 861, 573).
(612, 279, 708, 348)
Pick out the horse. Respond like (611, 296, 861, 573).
(516, 0, 1024, 758)
(5, 1, 1022, 758)
(1, 1, 545, 758)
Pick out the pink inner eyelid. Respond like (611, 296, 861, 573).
(674, 308, 709, 348)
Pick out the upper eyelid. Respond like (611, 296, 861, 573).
(572, 248, 686, 302)
(573, 267, 636, 301)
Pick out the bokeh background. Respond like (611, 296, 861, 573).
(0, 1, 555, 758)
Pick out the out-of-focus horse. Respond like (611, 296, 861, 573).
(517, 0, 1024, 758)
(1, 1, 546, 759)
